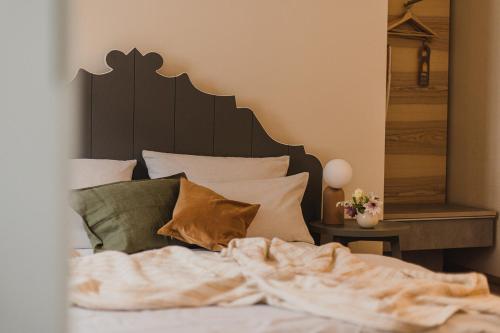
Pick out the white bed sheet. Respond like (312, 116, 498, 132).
(69, 304, 500, 333)
(70, 247, 500, 333)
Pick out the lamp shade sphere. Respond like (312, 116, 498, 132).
(323, 159, 352, 189)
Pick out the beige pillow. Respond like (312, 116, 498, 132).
(143, 150, 289, 182)
(158, 178, 260, 251)
(69, 159, 137, 189)
(198, 172, 313, 243)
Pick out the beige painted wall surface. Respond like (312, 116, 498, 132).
(448, 0, 500, 277)
(68, 0, 388, 199)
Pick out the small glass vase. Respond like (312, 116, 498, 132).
(356, 212, 379, 228)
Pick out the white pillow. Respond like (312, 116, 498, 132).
(198, 172, 313, 243)
(69, 159, 137, 248)
(69, 159, 137, 189)
(143, 150, 289, 182)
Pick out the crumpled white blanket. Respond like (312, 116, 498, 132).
(70, 238, 500, 332)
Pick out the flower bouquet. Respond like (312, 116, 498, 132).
(337, 189, 383, 228)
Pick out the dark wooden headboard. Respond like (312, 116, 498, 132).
(72, 48, 322, 223)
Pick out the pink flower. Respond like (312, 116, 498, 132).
(363, 196, 383, 216)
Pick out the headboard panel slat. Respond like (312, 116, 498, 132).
(134, 51, 175, 179)
(91, 53, 134, 160)
(174, 74, 215, 155)
(214, 97, 253, 157)
(251, 117, 289, 157)
(73, 72, 92, 158)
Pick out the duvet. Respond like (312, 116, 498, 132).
(70, 238, 500, 332)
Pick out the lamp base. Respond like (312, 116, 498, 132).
(322, 187, 345, 225)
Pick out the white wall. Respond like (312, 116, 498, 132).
(0, 1, 67, 332)
(448, 0, 500, 277)
(68, 0, 388, 199)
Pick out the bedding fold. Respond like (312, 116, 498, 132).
(70, 238, 500, 332)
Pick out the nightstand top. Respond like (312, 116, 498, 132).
(309, 220, 409, 238)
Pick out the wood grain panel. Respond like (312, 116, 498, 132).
(389, 36, 448, 52)
(385, 176, 446, 204)
(91, 51, 134, 160)
(391, 71, 448, 87)
(390, 71, 448, 104)
(386, 121, 447, 155)
(387, 104, 447, 122)
(385, 0, 449, 204)
(213, 97, 253, 157)
(388, 0, 450, 17)
(389, 48, 449, 72)
(390, 85, 447, 104)
(174, 74, 215, 155)
(385, 154, 446, 178)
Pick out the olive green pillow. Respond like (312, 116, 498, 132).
(70, 177, 183, 254)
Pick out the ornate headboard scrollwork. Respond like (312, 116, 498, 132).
(72, 48, 322, 224)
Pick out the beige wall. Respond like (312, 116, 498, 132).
(448, 0, 500, 277)
(68, 0, 388, 199)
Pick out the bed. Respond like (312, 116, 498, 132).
(69, 249, 500, 333)
(69, 49, 500, 333)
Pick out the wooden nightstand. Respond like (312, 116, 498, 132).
(310, 203, 496, 270)
(310, 220, 409, 259)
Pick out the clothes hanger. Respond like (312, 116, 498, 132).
(387, 0, 438, 40)
(386, 0, 436, 90)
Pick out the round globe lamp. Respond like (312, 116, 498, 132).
(322, 159, 352, 225)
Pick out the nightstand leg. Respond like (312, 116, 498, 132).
(390, 237, 402, 259)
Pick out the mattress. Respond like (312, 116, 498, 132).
(70, 248, 500, 333)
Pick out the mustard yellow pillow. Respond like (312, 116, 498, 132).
(157, 178, 260, 251)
